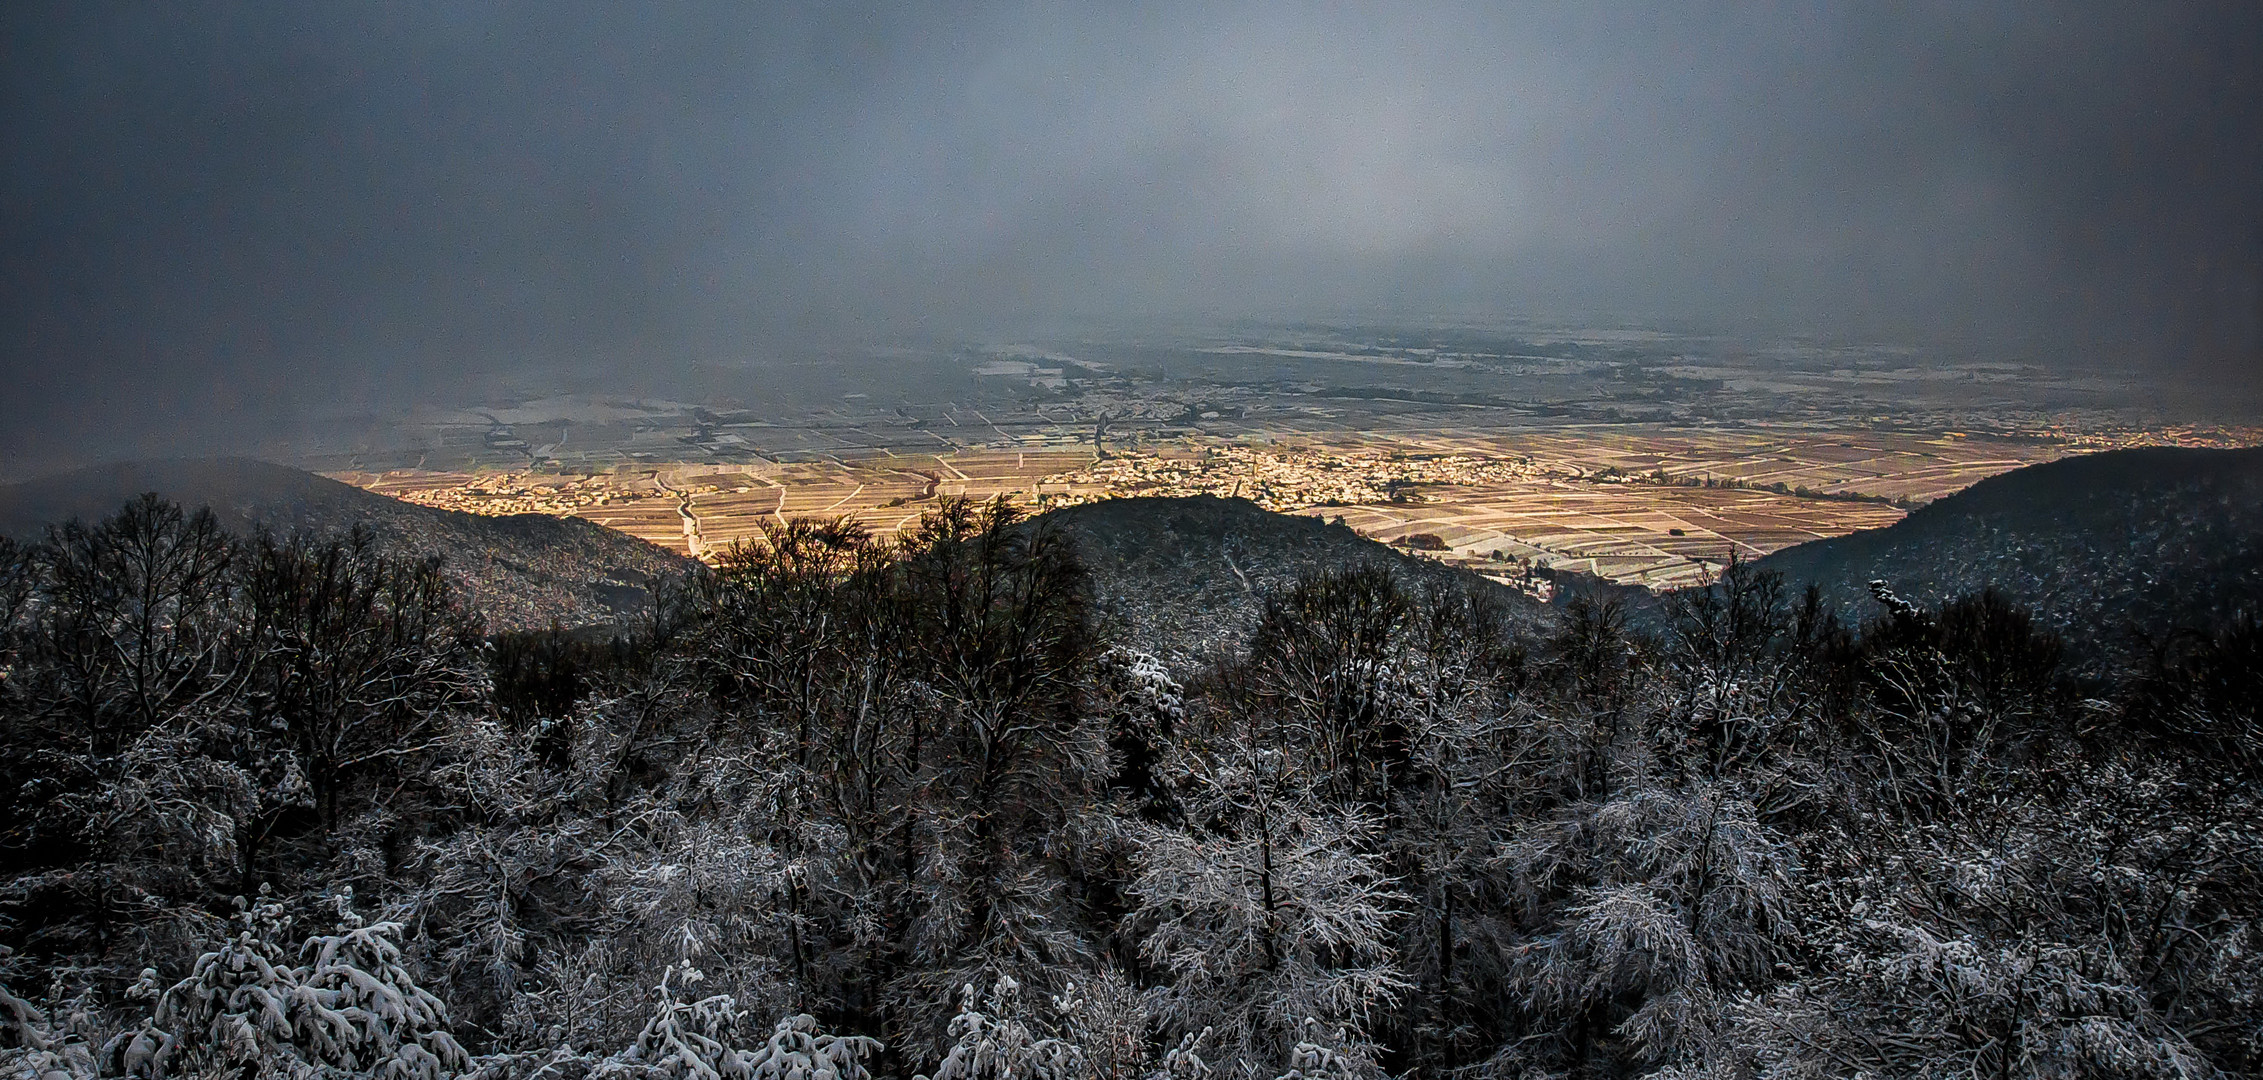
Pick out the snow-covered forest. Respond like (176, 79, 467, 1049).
(3, 493, 2258, 1078)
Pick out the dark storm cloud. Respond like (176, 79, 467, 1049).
(4, 1, 2258, 460)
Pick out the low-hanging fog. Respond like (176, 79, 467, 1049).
(3, 1, 2258, 461)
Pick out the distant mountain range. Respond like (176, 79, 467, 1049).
(1032, 494, 1544, 659)
(1757, 446, 2263, 659)
(0, 458, 692, 630)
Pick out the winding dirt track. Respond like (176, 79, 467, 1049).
(651, 474, 703, 557)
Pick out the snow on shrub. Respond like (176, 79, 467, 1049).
(115, 888, 468, 1079)
(595, 962, 880, 1080)
(917, 977, 1080, 1080)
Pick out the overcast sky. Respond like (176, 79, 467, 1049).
(4, 1, 2258, 457)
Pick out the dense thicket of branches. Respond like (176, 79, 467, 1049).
(2, 494, 2258, 1078)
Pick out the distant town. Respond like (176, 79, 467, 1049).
(294, 320, 2262, 593)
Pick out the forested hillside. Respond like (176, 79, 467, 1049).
(0, 460, 690, 630)
(3, 493, 2258, 1079)
(1758, 446, 2263, 664)
(1032, 495, 1544, 660)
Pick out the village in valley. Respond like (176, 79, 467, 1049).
(311, 321, 2263, 595)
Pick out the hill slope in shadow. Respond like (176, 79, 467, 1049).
(1031, 495, 1545, 660)
(0, 458, 692, 630)
(1756, 446, 2263, 658)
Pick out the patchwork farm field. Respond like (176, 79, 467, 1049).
(339, 450, 1096, 557)
(1299, 481, 1909, 590)
(331, 424, 2072, 590)
(1318, 425, 2058, 502)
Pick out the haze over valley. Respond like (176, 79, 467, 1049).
(307, 318, 2253, 591)
(4, 4, 2261, 1079)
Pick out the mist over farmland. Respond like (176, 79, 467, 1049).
(4, 6, 2263, 1080)
(4, 1, 2259, 466)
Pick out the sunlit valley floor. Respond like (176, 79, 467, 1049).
(5, 323, 2261, 1079)
(277, 325, 2258, 593)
